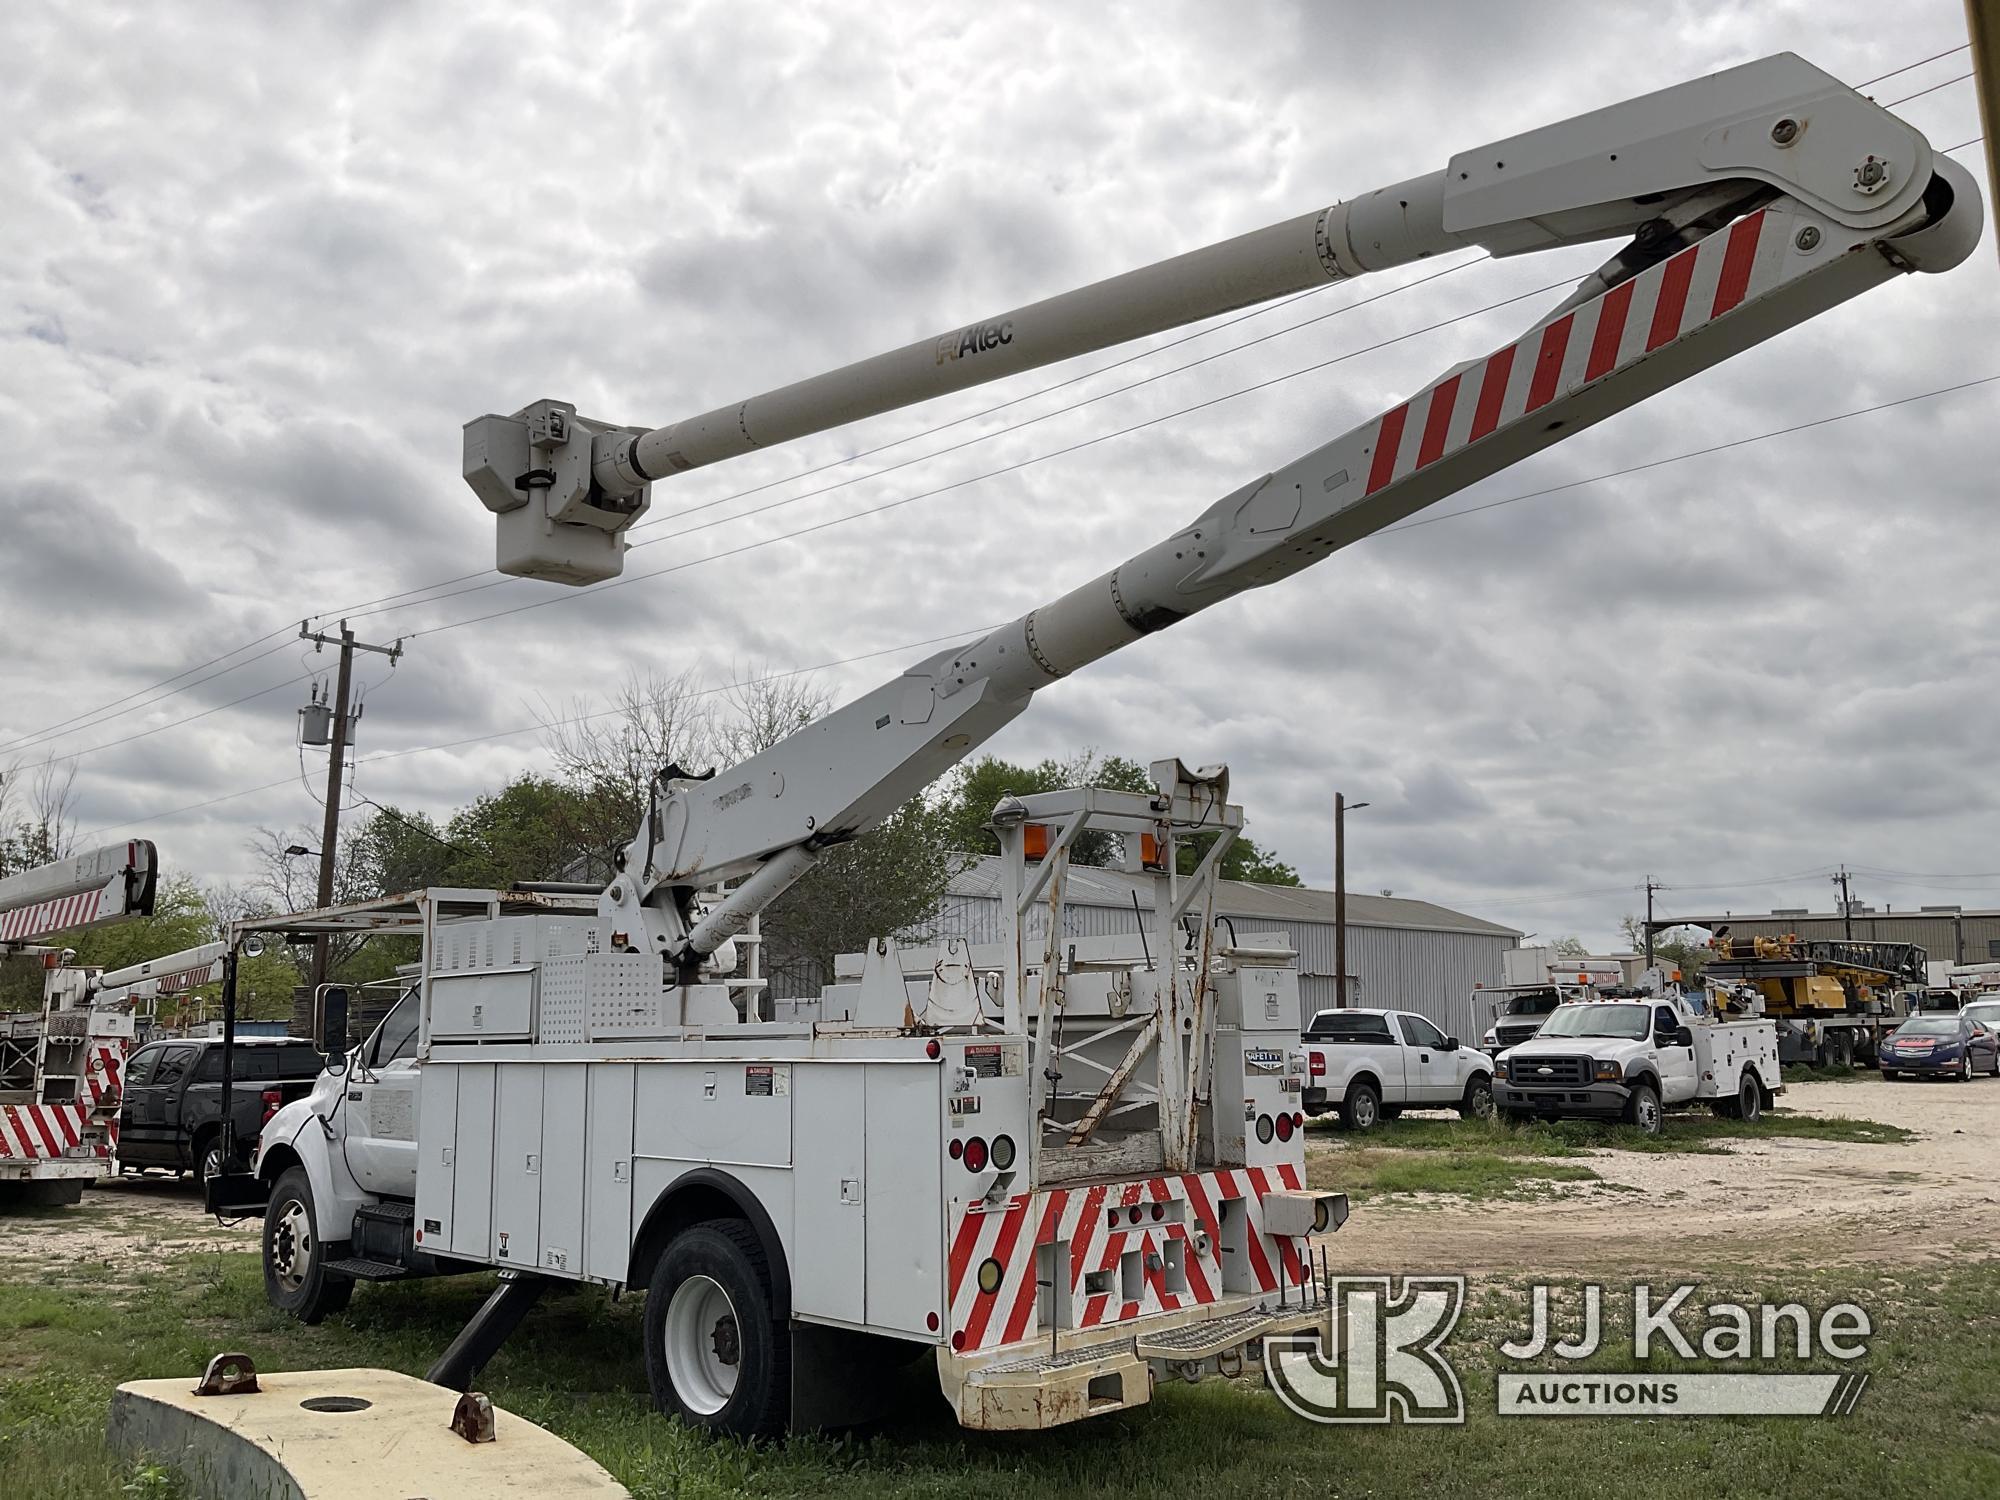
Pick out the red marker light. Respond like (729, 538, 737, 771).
(925, 1038, 942, 1059)
(963, 1136, 989, 1172)
(948, 1138, 963, 1160)
(927, 1312, 940, 1332)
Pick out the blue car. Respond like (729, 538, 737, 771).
(1879, 1014, 2000, 1081)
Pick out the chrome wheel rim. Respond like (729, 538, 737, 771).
(665, 1274, 740, 1415)
(272, 1199, 314, 1292)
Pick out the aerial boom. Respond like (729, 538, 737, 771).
(467, 54, 1982, 966)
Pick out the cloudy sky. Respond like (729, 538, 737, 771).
(2, 1, 1993, 949)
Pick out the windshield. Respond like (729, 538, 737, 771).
(1535, 1003, 1650, 1040)
(1962, 1002, 2000, 1027)
(1503, 992, 1560, 1017)
(1895, 1016, 1961, 1036)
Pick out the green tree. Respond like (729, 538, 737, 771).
(1551, 935, 1591, 958)
(762, 798, 968, 995)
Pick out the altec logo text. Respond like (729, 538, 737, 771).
(1267, 1278, 1875, 1425)
(936, 319, 1014, 364)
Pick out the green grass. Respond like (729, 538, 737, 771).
(1783, 1063, 1868, 1085)
(3, 1251, 1996, 1499)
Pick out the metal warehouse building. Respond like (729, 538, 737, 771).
(1667, 905, 2000, 969)
(935, 857, 1521, 1036)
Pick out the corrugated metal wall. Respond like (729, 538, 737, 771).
(935, 893, 1512, 1035)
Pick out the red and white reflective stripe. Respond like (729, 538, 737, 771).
(0, 881, 117, 943)
(945, 1164, 1312, 1351)
(0, 1102, 98, 1160)
(1366, 209, 1773, 496)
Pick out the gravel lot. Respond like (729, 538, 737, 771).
(1318, 1076, 2000, 1274)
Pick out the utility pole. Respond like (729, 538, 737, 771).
(1643, 878, 1662, 968)
(1832, 866, 1854, 940)
(299, 621, 402, 992)
(1333, 794, 1369, 1008)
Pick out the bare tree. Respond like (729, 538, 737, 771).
(539, 666, 719, 828)
(714, 666, 832, 765)
(1, 757, 83, 866)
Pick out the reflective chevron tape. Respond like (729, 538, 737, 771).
(945, 1161, 1311, 1352)
(1366, 209, 1773, 496)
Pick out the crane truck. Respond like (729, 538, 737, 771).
(0, 843, 157, 1202)
(1703, 932, 1929, 1066)
(221, 52, 1980, 1437)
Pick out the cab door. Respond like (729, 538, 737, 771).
(1395, 1013, 1460, 1103)
(1650, 1004, 1699, 1103)
(119, 1042, 196, 1166)
(343, 992, 421, 1197)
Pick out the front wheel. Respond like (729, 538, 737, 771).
(262, 1166, 352, 1324)
(1959, 1057, 1975, 1083)
(1458, 1075, 1494, 1120)
(1624, 1081, 1663, 1137)
(644, 1220, 789, 1438)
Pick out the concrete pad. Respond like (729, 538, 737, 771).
(108, 1366, 628, 1499)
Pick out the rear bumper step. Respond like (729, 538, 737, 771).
(947, 1299, 1325, 1430)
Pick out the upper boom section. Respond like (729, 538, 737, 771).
(468, 52, 1941, 585)
(0, 842, 158, 949)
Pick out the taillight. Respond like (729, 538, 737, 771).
(962, 1136, 989, 1172)
(1275, 1112, 1295, 1142)
(1309, 1053, 1326, 1077)
(260, 1088, 282, 1125)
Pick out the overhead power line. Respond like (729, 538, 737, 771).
(1854, 43, 1970, 89)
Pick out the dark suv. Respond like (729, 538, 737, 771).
(118, 1037, 328, 1181)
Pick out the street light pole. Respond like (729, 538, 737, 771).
(1334, 795, 1370, 1008)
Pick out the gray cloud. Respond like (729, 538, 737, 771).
(1, 0, 1993, 952)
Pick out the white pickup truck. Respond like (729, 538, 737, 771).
(1493, 998, 1780, 1135)
(1300, 1008, 1495, 1130)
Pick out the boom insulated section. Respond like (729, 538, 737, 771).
(947, 1166, 1309, 1352)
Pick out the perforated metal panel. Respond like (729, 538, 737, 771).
(586, 953, 669, 1038)
(539, 955, 588, 1044)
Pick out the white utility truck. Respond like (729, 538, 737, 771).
(1492, 997, 1781, 1134)
(1300, 1007, 1495, 1128)
(218, 52, 1977, 1437)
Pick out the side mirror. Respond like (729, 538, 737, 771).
(1445, 1036, 1462, 1052)
(315, 985, 349, 1058)
(1675, 1025, 1695, 1048)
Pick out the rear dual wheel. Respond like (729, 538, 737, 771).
(644, 1220, 789, 1439)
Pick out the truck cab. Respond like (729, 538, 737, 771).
(1494, 998, 1780, 1135)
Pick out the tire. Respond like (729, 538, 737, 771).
(1458, 1075, 1495, 1120)
(262, 1166, 352, 1324)
(1338, 1080, 1382, 1133)
(1736, 1071, 1763, 1123)
(1623, 1080, 1663, 1137)
(195, 1130, 225, 1185)
(644, 1219, 789, 1439)
(1959, 1057, 1974, 1083)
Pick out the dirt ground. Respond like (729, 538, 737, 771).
(0, 1171, 257, 1285)
(1315, 1077, 2000, 1275)
(3, 1077, 1993, 1284)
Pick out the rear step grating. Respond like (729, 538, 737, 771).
(1133, 1308, 1277, 1360)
